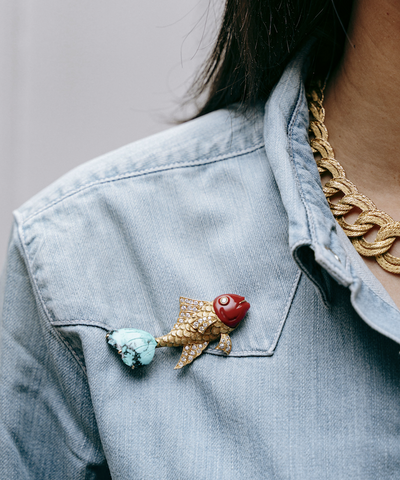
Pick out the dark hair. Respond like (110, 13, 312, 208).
(189, 0, 354, 117)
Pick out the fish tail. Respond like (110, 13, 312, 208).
(154, 336, 171, 348)
(106, 328, 158, 368)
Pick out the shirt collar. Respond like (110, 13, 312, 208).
(263, 51, 400, 345)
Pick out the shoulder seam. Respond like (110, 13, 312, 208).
(19, 142, 265, 225)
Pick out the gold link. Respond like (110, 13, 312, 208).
(310, 138, 334, 158)
(308, 84, 400, 274)
(310, 121, 328, 141)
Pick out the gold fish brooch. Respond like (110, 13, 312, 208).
(106, 293, 250, 370)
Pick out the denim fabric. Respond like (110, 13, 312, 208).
(1, 54, 399, 479)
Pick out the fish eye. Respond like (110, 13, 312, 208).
(219, 296, 229, 305)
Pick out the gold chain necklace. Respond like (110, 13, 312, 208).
(307, 83, 400, 274)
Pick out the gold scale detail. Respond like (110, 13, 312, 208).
(307, 83, 400, 274)
(155, 296, 233, 369)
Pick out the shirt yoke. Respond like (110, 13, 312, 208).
(15, 105, 265, 225)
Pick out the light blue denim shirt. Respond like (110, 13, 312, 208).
(1, 54, 399, 480)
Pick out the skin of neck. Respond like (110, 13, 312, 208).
(324, 0, 400, 219)
(322, 0, 400, 296)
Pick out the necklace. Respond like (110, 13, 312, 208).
(307, 83, 400, 274)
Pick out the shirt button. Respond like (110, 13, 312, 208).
(325, 246, 341, 263)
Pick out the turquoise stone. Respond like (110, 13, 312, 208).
(106, 328, 157, 368)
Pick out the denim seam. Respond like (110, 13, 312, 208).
(268, 269, 302, 353)
(287, 82, 316, 244)
(291, 239, 311, 251)
(53, 321, 276, 357)
(52, 320, 110, 330)
(51, 321, 281, 357)
(20, 143, 265, 224)
(16, 222, 88, 376)
(205, 350, 274, 357)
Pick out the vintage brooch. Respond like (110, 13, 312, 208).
(106, 293, 250, 370)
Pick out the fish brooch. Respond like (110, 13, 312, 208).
(106, 293, 250, 370)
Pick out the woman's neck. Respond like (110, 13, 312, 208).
(324, 0, 400, 219)
(322, 0, 400, 303)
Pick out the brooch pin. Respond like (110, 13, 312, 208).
(106, 294, 250, 370)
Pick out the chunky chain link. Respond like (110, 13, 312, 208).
(307, 83, 400, 274)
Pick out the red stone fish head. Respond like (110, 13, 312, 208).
(213, 294, 250, 328)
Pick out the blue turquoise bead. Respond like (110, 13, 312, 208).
(106, 328, 157, 368)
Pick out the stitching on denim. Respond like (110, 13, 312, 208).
(268, 269, 302, 353)
(292, 238, 312, 251)
(205, 350, 273, 357)
(22, 143, 265, 224)
(287, 82, 316, 242)
(16, 223, 88, 376)
(52, 321, 279, 356)
(52, 322, 276, 356)
(52, 320, 110, 331)
(52, 321, 276, 355)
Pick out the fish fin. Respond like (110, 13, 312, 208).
(195, 315, 218, 334)
(216, 333, 232, 355)
(174, 342, 209, 369)
(175, 297, 218, 335)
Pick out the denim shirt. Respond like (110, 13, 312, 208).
(1, 54, 399, 480)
